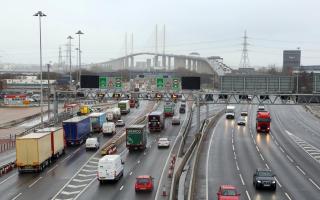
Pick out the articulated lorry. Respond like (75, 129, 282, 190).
(63, 116, 91, 146)
(16, 127, 65, 173)
(164, 103, 175, 117)
(126, 124, 147, 151)
(89, 112, 106, 133)
(256, 111, 271, 133)
(148, 111, 165, 132)
(118, 100, 130, 114)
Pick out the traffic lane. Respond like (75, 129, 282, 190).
(78, 112, 184, 200)
(1, 101, 152, 200)
(266, 106, 320, 195)
(271, 105, 320, 149)
(234, 106, 287, 200)
(206, 117, 244, 199)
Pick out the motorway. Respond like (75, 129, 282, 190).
(0, 100, 153, 200)
(195, 104, 320, 200)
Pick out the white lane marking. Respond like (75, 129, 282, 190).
(265, 163, 270, 169)
(234, 152, 237, 160)
(256, 145, 260, 152)
(259, 154, 265, 161)
(235, 161, 239, 171)
(280, 147, 285, 153)
(231, 138, 234, 144)
(137, 160, 140, 164)
(73, 178, 92, 183)
(91, 157, 100, 161)
(120, 185, 124, 191)
(28, 177, 42, 188)
(11, 193, 22, 200)
(61, 155, 71, 162)
(245, 190, 251, 200)
(232, 144, 235, 151)
(286, 155, 294, 163)
(78, 173, 96, 177)
(61, 190, 81, 195)
(296, 166, 306, 175)
(253, 140, 256, 145)
(73, 147, 81, 154)
(309, 178, 320, 190)
(47, 164, 59, 174)
(67, 184, 87, 189)
(129, 171, 133, 176)
(239, 174, 245, 185)
(88, 160, 98, 164)
(285, 192, 292, 200)
(0, 172, 18, 185)
(206, 123, 218, 200)
(143, 152, 146, 155)
(275, 177, 282, 188)
(275, 140, 279, 146)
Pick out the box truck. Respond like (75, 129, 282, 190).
(89, 112, 106, 133)
(63, 116, 91, 146)
(118, 100, 130, 114)
(126, 124, 147, 151)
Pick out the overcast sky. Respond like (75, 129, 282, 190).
(1, 0, 320, 68)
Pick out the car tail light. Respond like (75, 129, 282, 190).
(258, 127, 261, 130)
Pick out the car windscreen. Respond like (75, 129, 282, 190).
(222, 189, 237, 196)
(257, 171, 273, 177)
(137, 178, 150, 184)
(257, 118, 271, 122)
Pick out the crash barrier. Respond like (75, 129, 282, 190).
(0, 161, 16, 177)
(187, 110, 225, 200)
(177, 104, 194, 157)
(0, 140, 15, 153)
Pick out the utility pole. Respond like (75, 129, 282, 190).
(155, 24, 158, 54)
(58, 46, 62, 73)
(67, 36, 73, 88)
(239, 30, 250, 68)
(75, 48, 79, 83)
(163, 24, 165, 55)
(47, 63, 50, 121)
(75, 30, 84, 85)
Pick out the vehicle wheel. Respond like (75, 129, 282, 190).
(272, 185, 276, 191)
(99, 180, 104, 184)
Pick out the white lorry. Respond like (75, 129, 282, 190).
(118, 100, 130, 114)
(103, 122, 116, 135)
(97, 155, 124, 183)
(226, 105, 235, 119)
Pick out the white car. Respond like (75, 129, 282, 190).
(115, 120, 125, 127)
(172, 115, 181, 125)
(85, 137, 100, 150)
(158, 137, 170, 148)
(237, 117, 246, 126)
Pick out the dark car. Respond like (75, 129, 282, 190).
(253, 169, 276, 191)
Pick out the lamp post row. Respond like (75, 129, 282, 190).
(34, 11, 84, 127)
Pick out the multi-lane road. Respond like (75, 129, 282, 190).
(1, 101, 320, 200)
(195, 104, 320, 200)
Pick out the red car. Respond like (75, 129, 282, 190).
(217, 185, 240, 200)
(135, 175, 154, 192)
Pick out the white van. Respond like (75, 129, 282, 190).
(85, 137, 99, 150)
(98, 155, 124, 183)
(103, 122, 116, 135)
(172, 115, 181, 125)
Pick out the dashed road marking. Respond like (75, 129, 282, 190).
(11, 193, 22, 200)
(255, 145, 260, 152)
(129, 171, 133, 176)
(275, 177, 282, 188)
(73, 178, 92, 183)
(120, 185, 124, 191)
(260, 154, 265, 161)
(61, 155, 71, 162)
(265, 163, 270, 169)
(245, 190, 251, 200)
(296, 166, 306, 175)
(137, 160, 140, 164)
(280, 147, 285, 153)
(28, 177, 42, 188)
(0, 173, 17, 185)
(309, 178, 320, 190)
(285, 192, 292, 200)
(47, 164, 59, 174)
(239, 174, 245, 185)
(286, 155, 293, 163)
(61, 190, 81, 195)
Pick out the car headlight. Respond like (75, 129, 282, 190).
(272, 181, 276, 184)
(257, 180, 261, 183)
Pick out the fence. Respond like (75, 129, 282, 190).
(0, 139, 15, 153)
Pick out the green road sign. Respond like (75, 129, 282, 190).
(99, 77, 107, 89)
(172, 78, 180, 90)
(115, 77, 122, 89)
(157, 78, 164, 89)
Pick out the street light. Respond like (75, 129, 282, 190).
(33, 11, 46, 127)
(67, 35, 73, 88)
(75, 30, 84, 85)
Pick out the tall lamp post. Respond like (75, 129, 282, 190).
(75, 30, 84, 85)
(67, 36, 73, 88)
(33, 11, 46, 127)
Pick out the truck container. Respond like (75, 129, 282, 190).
(164, 103, 175, 117)
(106, 107, 121, 121)
(256, 111, 271, 133)
(126, 124, 147, 151)
(118, 100, 130, 114)
(148, 111, 165, 132)
(16, 131, 65, 173)
(226, 105, 235, 119)
(102, 122, 116, 135)
(89, 112, 106, 133)
(35, 127, 65, 157)
(63, 116, 91, 146)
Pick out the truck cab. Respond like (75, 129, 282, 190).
(226, 105, 235, 119)
(256, 111, 271, 133)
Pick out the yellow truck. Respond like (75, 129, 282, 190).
(77, 105, 93, 116)
(16, 128, 65, 173)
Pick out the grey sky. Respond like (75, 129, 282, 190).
(1, 0, 320, 68)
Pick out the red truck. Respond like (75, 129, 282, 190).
(129, 98, 139, 108)
(256, 111, 271, 133)
(148, 111, 165, 132)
